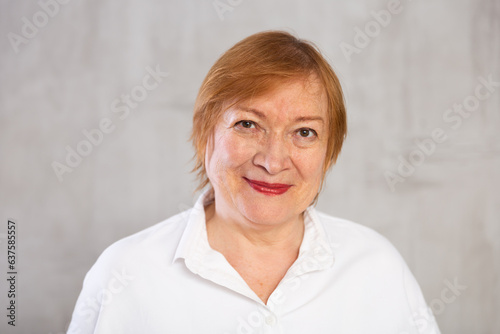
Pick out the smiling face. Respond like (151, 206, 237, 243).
(205, 76, 329, 228)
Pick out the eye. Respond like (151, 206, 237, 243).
(297, 128, 317, 138)
(235, 120, 256, 129)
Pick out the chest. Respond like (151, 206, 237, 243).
(93, 264, 417, 334)
(225, 253, 297, 304)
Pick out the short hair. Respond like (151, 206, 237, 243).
(190, 30, 347, 198)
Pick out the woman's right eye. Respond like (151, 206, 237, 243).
(235, 120, 256, 129)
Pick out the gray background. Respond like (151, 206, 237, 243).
(1, 0, 499, 333)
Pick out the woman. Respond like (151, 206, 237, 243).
(68, 31, 440, 333)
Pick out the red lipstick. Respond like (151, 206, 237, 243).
(243, 177, 292, 195)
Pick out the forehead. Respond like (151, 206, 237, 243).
(227, 76, 327, 120)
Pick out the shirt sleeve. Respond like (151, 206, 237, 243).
(402, 260, 442, 334)
(66, 240, 135, 334)
(66, 257, 107, 334)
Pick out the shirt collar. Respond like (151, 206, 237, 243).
(284, 205, 335, 279)
(173, 189, 335, 275)
(172, 188, 213, 264)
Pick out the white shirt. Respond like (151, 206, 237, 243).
(68, 190, 440, 334)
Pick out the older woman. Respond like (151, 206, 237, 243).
(68, 31, 440, 334)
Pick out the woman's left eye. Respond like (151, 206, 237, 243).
(297, 128, 317, 138)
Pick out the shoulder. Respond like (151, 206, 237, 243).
(315, 210, 391, 244)
(68, 209, 194, 331)
(86, 208, 191, 280)
(312, 210, 439, 331)
(314, 210, 406, 267)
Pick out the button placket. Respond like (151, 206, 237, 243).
(265, 313, 277, 326)
(259, 302, 283, 333)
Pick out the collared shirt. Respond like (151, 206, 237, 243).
(68, 190, 440, 334)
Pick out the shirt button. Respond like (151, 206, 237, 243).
(265, 314, 277, 326)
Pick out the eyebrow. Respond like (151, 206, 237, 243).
(236, 106, 325, 123)
(237, 107, 267, 119)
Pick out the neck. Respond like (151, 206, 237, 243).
(204, 201, 305, 253)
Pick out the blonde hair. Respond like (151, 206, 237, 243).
(190, 31, 347, 200)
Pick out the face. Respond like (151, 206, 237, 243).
(205, 77, 329, 228)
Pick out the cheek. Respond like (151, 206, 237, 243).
(208, 132, 255, 177)
(293, 148, 327, 182)
(226, 136, 255, 163)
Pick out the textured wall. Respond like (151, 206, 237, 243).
(0, 0, 499, 333)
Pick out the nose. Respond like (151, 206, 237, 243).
(252, 134, 291, 175)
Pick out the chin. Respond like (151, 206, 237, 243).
(235, 188, 300, 225)
(241, 205, 291, 226)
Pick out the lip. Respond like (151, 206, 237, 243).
(243, 177, 292, 195)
